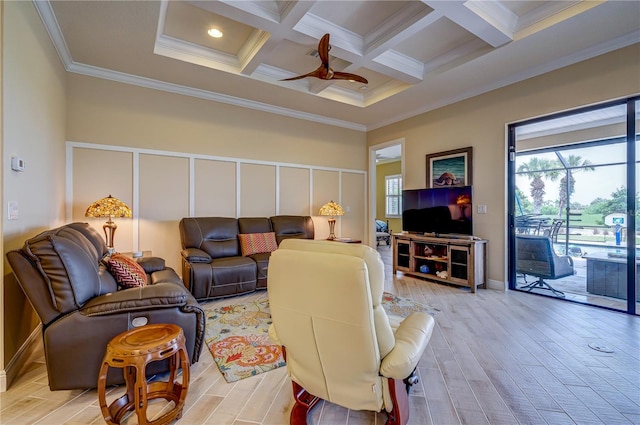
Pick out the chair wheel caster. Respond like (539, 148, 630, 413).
(403, 369, 419, 393)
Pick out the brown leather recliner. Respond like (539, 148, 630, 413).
(179, 215, 314, 301)
(6, 222, 205, 391)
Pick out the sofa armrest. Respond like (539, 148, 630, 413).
(80, 282, 190, 316)
(136, 256, 166, 273)
(379, 312, 435, 380)
(150, 267, 184, 286)
(181, 248, 212, 263)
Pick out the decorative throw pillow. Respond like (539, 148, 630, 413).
(238, 232, 278, 256)
(107, 253, 148, 289)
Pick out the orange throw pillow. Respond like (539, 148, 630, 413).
(238, 232, 278, 256)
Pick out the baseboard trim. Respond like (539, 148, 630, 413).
(1, 324, 42, 392)
(486, 279, 506, 291)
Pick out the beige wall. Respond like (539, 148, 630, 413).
(368, 44, 640, 288)
(66, 74, 367, 170)
(2, 1, 67, 389)
(66, 75, 368, 271)
(376, 161, 402, 234)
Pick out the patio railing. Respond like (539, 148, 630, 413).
(516, 217, 638, 257)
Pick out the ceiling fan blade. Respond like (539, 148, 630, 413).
(280, 66, 327, 81)
(280, 74, 312, 81)
(280, 34, 364, 84)
(318, 33, 330, 67)
(332, 71, 368, 84)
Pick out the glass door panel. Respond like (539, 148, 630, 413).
(634, 99, 640, 313)
(512, 100, 639, 314)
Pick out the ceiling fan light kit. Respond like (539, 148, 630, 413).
(281, 33, 368, 85)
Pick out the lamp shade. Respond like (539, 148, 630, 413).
(85, 195, 132, 249)
(85, 195, 132, 219)
(319, 201, 345, 218)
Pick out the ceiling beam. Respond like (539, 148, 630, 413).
(423, 0, 514, 48)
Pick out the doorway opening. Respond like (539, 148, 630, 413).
(369, 139, 404, 248)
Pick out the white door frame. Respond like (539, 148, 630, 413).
(368, 138, 405, 246)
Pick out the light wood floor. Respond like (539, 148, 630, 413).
(2, 245, 639, 425)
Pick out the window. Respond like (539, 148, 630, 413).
(385, 174, 402, 217)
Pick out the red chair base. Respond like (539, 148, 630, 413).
(289, 378, 409, 425)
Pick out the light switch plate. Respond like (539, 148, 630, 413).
(8, 201, 18, 220)
(477, 205, 487, 214)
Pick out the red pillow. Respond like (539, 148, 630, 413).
(238, 232, 278, 256)
(107, 254, 148, 289)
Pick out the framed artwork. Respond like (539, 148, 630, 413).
(426, 147, 473, 188)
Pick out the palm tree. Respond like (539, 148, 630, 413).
(517, 157, 560, 214)
(557, 155, 595, 217)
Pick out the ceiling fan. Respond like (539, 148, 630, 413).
(281, 34, 368, 85)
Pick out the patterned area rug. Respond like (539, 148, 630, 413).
(204, 291, 439, 383)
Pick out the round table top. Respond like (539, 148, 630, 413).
(107, 323, 184, 357)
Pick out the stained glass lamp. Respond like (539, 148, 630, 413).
(319, 200, 345, 240)
(85, 195, 132, 249)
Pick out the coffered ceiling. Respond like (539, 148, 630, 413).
(37, 1, 640, 131)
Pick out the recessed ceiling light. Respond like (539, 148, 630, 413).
(207, 28, 223, 38)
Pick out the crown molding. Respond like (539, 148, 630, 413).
(34, 0, 366, 131)
(154, 34, 242, 72)
(219, 0, 282, 24)
(34, 0, 73, 68)
(373, 50, 423, 82)
(464, 0, 517, 38)
(67, 62, 367, 132)
(293, 13, 364, 57)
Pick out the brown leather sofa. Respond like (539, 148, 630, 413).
(6, 222, 205, 390)
(179, 215, 314, 300)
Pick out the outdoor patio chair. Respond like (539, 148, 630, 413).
(541, 218, 564, 243)
(516, 235, 574, 297)
(376, 219, 391, 246)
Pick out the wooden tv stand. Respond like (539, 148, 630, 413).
(392, 233, 487, 292)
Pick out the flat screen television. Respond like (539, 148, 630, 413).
(402, 186, 473, 236)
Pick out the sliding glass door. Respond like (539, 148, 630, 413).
(508, 97, 639, 315)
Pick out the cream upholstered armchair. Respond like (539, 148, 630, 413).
(268, 239, 435, 425)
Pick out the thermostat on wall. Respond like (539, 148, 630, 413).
(11, 156, 25, 172)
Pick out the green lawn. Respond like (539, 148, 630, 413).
(532, 213, 640, 244)
(535, 213, 602, 226)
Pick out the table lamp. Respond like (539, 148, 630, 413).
(85, 195, 132, 249)
(319, 200, 344, 240)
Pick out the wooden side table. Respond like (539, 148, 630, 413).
(97, 324, 190, 425)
